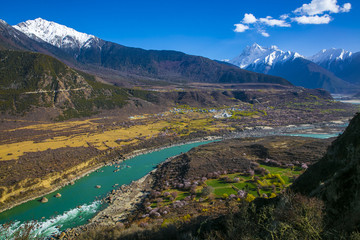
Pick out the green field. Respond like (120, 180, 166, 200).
(205, 165, 303, 199)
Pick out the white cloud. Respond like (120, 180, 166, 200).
(234, 23, 249, 32)
(294, 0, 351, 15)
(259, 16, 291, 27)
(280, 14, 289, 20)
(341, 3, 351, 12)
(243, 13, 257, 24)
(232, 0, 351, 36)
(292, 14, 332, 24)
(260, 31, 270, 37)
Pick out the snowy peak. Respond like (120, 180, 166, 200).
(231, 43, 269, 68)
(309, 48, 353, 65)
(230, 43, 303, 69)
(13, 18, 97, 49)
(246, 43, 265, 52)
(0, 19, 7, 25)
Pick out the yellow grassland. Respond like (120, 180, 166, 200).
(0, 120, 165, 161)
(5, 118, 101, 132)
(0, 112, 230, 161)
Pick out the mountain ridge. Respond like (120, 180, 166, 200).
(229, 43, 358, 93)
(14, 18, 97, 50)
(230, 43, 304, 70)
(309, 48, 360, 85)
(8, 18, 291, 88)
(309, 48, 353, 67)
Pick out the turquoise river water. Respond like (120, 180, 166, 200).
(0, 140, 214, 238)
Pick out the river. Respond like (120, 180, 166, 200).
(0, 140, 214, 239)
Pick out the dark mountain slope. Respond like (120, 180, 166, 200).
(328, 52, 360, 85)
(65, 40, 292, 86)
(292, 112, 360, 231)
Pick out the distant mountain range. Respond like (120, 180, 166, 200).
(228, 43, 360, 93)
(2, 17, 359, 94)
(0, 18, 290, 88)
(310, 48, 360, 85)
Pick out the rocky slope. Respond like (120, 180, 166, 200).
(292, 112, 360, 231)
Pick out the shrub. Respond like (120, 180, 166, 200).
(201, 186, 214, 197)
(244, 193, 256, 202)
(182, 214, 191, 222)
(270, 193, 277, 198)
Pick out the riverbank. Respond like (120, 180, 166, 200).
(0, 117, 349, 215)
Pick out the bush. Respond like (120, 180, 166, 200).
(201, 186, 213, 197)
(244, 193, 256, 202)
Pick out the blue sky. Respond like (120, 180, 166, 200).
(1, 0, 359, 60)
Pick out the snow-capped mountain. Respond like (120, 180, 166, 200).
(230, 43, 303, 72)
(309, 48, 353, 67)
(0, 18, 68, 56)
(13, 18, 99, 50)
(228, 43, 356, 93)
(308, 48, 360, 85)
